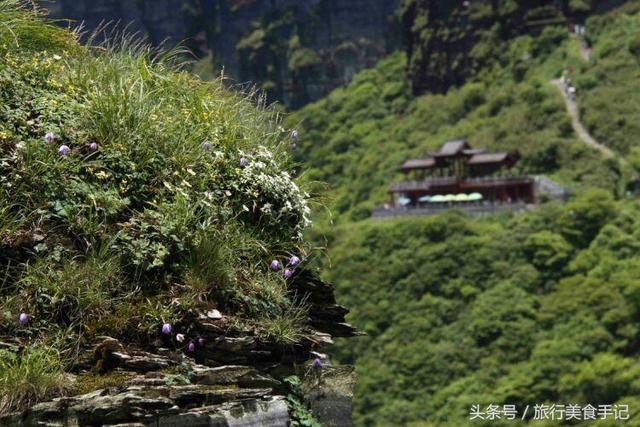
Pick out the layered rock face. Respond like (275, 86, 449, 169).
(0, 270, 362, 426)
(40, 0, 400, 108)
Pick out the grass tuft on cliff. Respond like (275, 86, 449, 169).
(0, 1, 314, 413)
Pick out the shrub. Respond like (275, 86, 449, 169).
(559, 353, 640, 403)
(524, 230, 573, 271)
(557, 189, 616, 248)
(568, 0, 593, 14)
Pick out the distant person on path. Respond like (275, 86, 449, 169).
(561, 67, 573, 95)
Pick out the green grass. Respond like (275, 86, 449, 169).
(255, 302, 310, 345)
(0, 346, 67, 413)
(0, 0, 79, 54)
(13, 247, 124, 328)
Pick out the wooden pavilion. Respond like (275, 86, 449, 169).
(390, 140, 535, 208)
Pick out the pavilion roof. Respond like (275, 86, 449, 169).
(467, 152, 511, 165)
(431, 139, 471, 157)
(400, 158, 436, 171)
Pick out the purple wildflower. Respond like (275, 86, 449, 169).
(283, 268, 293, 279)
(312, 358, 322, 368)
(291, 129, 299, 141)
(19, 313, 28, 326)
(270, 260, 281, 271)
(198, 337, 205, 347)
(288, 256, 301, 267)
(239, 157, 248, 168)
(290, 143, 298, 151)
(161, 323, 172, 335)
(187, 342, 195, 353)
(176, 333, 185, 343)
(202, 141, 212, 151)
(44, 132, 55, 144)
(58, 145, 70, 156)
(89, 142, 99, 151)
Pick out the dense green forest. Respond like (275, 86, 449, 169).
(288, 1, 640, 425)
(328, 194, 640, 426)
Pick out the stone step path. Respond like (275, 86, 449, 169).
(573, 34, 592, 62)
(551, 79, 620, 162)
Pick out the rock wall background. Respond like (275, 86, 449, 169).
(40, 0, 401, 109)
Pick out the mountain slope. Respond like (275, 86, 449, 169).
(328, 195, 640, 426)
(288, 29, 622, 221)
(574, 2, 640, 155)
(289, 2, 640, 425)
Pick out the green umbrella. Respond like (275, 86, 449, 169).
(398, 197, 411, 206)
(468, 192, 483, 201)
(429, 195, 447, 203)
(442, 194, 456, 202)
(418, 195, 432, 203)
(454, 193, 470, 202)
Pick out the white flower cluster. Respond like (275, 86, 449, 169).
(238, 146, 311, 238)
